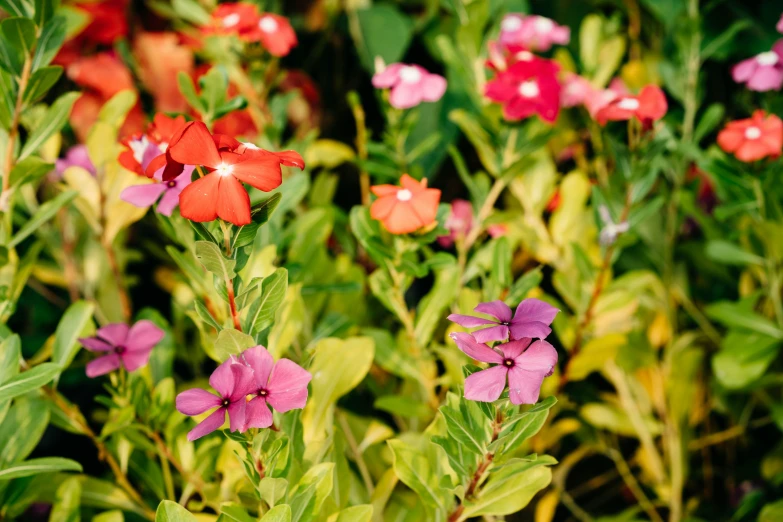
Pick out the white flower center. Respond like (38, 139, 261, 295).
(242, 141, 260, 150)
(399, 66, 422, 84)
(518, 80, 539, 98)
(617, 98, 640, 111)
(501, 15, 522, 32)
(396, 189, 413, 201)
(259, 16, 278, 33)
(516, 51, 534, 61)
(535, 17, 554, 32)
(757, 51, 779, 66)
(745, 126, 762, 140)
(216, 163, 234, 177)
(222, 13, 240, 27)
(129, 136, 150, 164)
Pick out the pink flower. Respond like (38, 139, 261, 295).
(451, 333, 558, 404)
(240, 346, 312, 429)
(55, 145, 96, 177)
(438, 199, 474, 248)
(485, 58, 561, 122)
(560, 73, 594, 108)
(732, 41, 783, 92)
(372, 63, 447, 109)
(79, 321, 164, 377)
(499, 14, 570, 52)
(176, 358, 256, 441)
(448, 299, 559, 343)
(778, 14, 783, 33)
(121, 140, 194, 216)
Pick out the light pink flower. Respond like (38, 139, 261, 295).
(176, 358, 256, 441)
(449, 299, 559, 343)
(732, 41, 783, 92)
(372, 63, 447, 109)
(79, 321, 164, 377)
(438, 199, 473, 248)
(584, 78, 629, 119)
(560, 73, 594, 108)
(451, 333, 558, 404)
(499, 14, 570, 52)
(240, 346, 312, 429)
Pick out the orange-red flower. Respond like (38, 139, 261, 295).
(156, 122, 303, 225)
(370, 175, 441, 234)
(717, 110, 783, 162)
(595, 85, 667, 126)
(133, 32, 194, 113)
(118, 114, 188, 176)
(202, 3, 298, 57)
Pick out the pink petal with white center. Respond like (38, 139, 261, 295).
(187, 408, 226, 441)
(464, 365, 508, 403)
(176, 388, 222, 415)
(86, 354, 122, 377)
(371, 63, 403, 89)
(267, 359, 311, 412)
(450, 332, 504, 363)
(732, 58, 757, 83)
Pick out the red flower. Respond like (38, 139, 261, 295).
(370, 175, 441, 234)
(243, 13, 298, 57)
(156, 122, 303, 225)
(595, 85, 667, 126)
(204, 3, 260, 37)
(485, 58, 561, 123)
(717, 110, 783, 162)
(118, 114, 188, 176)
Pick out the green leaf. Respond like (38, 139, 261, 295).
(461, 457, 553, 518)
(244, 268, 287, 334)
(18, 91, 78, 161)
(288, 463, 334, 522)
(0, 333, 21, 421)
(505, 267, 543, 305)
(760, 500, 783, 522)
(328, 505, 373, 522)
(705, 240, 764, 266)
(49, 476, 82, 522)
(0, 457, 81, 480)
(52, 300, 95, 373)
(0, 68, 15, 127)
(0, 0, 33, 18)
(9, 156, 52, 187)
(9, 189, 77, 248)
(374, 395, 431, 419)
(198, 66, 228, 121)
(213, 329, 255, 361)
(693, 103, 724, 143)
(387, 439, 446, 511)
(156, 500, 197, 522)
(1, 17, 36, 59)
(491, 237, 512, 288)
(34, 0, 59, 26)
(0, 362, 60, 404)
(449, 109, 498, 176)
(257, 477, 288, 508)
(414, 264, 459, 347)
(195, 241, 236, 280)
(30, 15, 65, 70)
(171, 0, 210, 25)
(0, 396, 49, 465)
(259, 505, 291, 522)
(177, 71, 204, 113)
(713, 331, 780, 390)
(705, 301, 783, 339)
(219, 503, 255, 522)
(23, 64, 62, 103)
(352, 4, 413, 73)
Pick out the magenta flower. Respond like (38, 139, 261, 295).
(372, 63, 447, 109)
(451, 333, 558, 404)
(120, 142, 194, 216)
(175, 358, 256, 441)
(499, 14, 570, 52)
(438, 199, 474, 248)
(448, 298, 559, 343)
(240, 346, 312, 429)
(485, 58, 562, 123)
(732, 41, 783, 92)
(79, 321, 164, 377)
(55, 145, 96, 177)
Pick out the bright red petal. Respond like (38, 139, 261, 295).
(213, 133, 242, 151)
(217, 175, 252, 225)
(273, 150, 305, 169)
(220, 151, 282, 192)
(637, 85, 667, 122)
(179, 173, 220, 222)
(145, 153, 168, 179)
(168, 121, 221, 168)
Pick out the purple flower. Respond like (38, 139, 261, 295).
(732, 40, 783, 92)
(79, 321, 165, 377)
(240, 346, 312, 430)
(451, 332, 558, 404)
(120, 141, 193, 216)
(175, 358, 256, 441)
(448, 298, 559, 343)
(55, 145, 95, 177)
(372, 63, 447, 109)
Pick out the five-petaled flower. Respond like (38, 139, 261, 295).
(241, 346, 312, 429)
(732, 41, 783, 92)
(451, 333, 558, 405)
(485, 58, 561, 123)
(176, 358, 256, 441)
(79, 321, 165, 378)
(595, 85, 667, 126)
(717, 110, 783, 162)
(370, 174, 441, 234)
(448, 299, 560, 343)
(498, 14, 570, 52)
(372, 63, 447, 110)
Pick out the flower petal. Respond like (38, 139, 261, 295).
(226, 396, 247, 432)
(216, 174, 251, 226)
(209, 359, 235, 398)
(242, 345, 274, 389)
(513, 298, 559, 325)
(244, 397, 274, 429)
(168, 121, 221, 168)
(420, 74, 447, 102)
(221, 151, 282, 192)
(121, 349, 153, 372)
(499, 338, 533, 360)
(446, 314, 497, 328)
(509, 321, 551, 340)
(96, 323, 129, 346)
(156, 188, 182, 216)
(372, 63, 403, 89)
(472, 325, 510, 344)
(507, 367, 546, 405)
(79, 337, 114, 352)
(464, 365, 507, 403)
(86, 354, 122, 378)
(229, 363, 257, 401)
(475, 300, 512, 322)
(267, 359, 312, 412)
(121, 183, 166, 208)
(126, 320, 165, 352)
(516, 340, 559, 374)
(389, 83, 424, 110)
(187, 408, 226, 441)
(179, 173, 220, 222)
(449, 332, 504, 363)
(176, 389, 222, 415)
